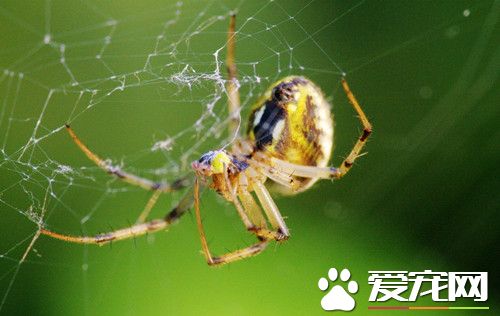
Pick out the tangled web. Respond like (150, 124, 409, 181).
(0, 0, 489, 311)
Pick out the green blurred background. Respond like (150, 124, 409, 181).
(0, 0, 498, 315)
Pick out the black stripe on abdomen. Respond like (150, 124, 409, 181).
(253, 100, 285, 150)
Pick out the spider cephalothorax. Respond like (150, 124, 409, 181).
(192, 150, 249, 201)
(40, 14, 372, 266)
(192, 150, 248, 176)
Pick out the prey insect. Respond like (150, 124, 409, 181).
(41, 14, 372, 266)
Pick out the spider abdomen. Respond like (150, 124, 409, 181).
(247, 76, 333, 193)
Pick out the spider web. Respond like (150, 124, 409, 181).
(0, 0, 495, 313)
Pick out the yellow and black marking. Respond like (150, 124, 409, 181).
(248, 76, 333, 193)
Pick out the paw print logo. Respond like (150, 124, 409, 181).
(318, 268, 358, 311)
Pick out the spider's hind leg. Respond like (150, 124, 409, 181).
(338, 78, 372, 176)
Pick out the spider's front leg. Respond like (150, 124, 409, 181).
(40, 185, 195, 245)
(65, 124, 189, 192)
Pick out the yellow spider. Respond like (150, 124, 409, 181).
(41, 14, 372, 266)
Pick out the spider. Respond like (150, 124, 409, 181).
(41, 14, 372, 266)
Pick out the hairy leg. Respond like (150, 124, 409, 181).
(41, 186, 194, 245)
(65, 124, 189, 191)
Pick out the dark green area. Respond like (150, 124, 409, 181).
(0, 0, 498, 315)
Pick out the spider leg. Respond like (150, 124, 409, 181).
(239, 195, 288, 242)
(226, 13, 241, 137)
(237, 175, 267, 228)
(251, 179, 290, 239)
(223, 167, 253, 229)
(194, 177, 269, 266)
(136, 189, 162, 223)
(269, 157, 341, 179)
(248, 159, 299, 190)
(338, 77, 372, 176)
(40, 185, 195, 245)
(65, 124, 189, 192)
(228, 170, 287, 241)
